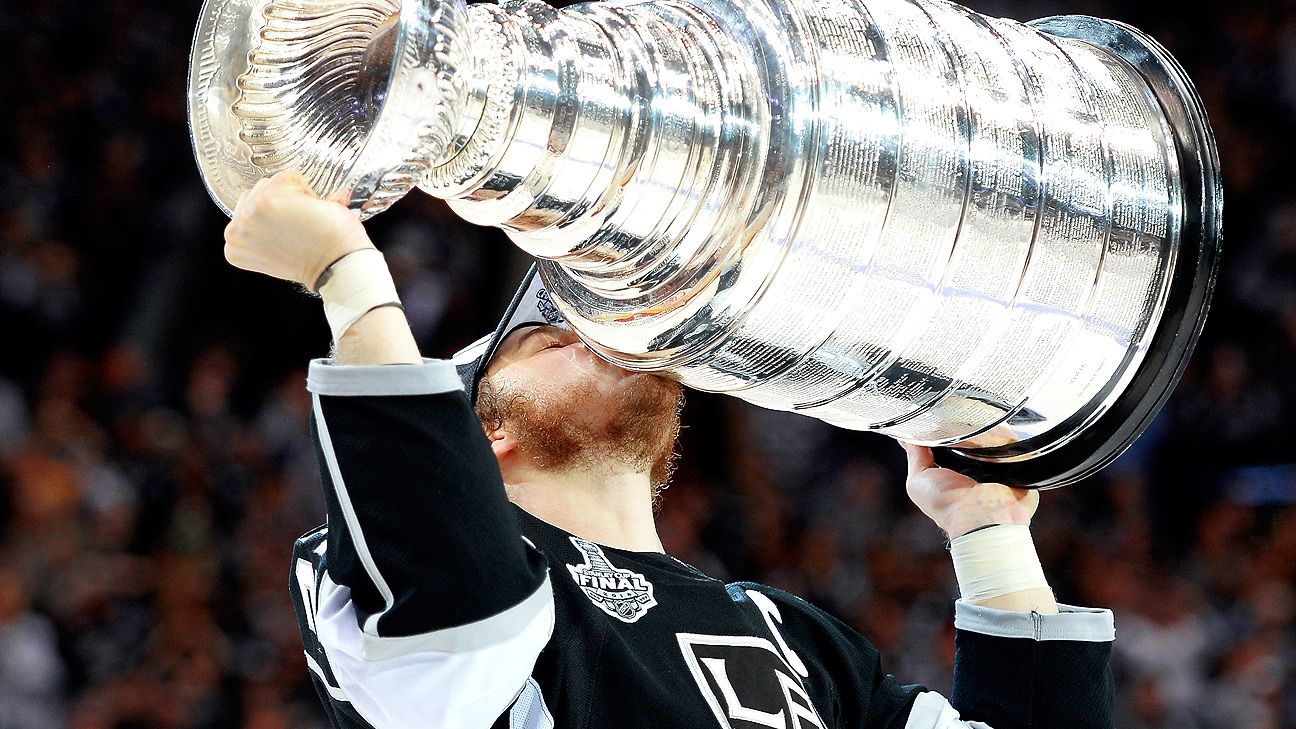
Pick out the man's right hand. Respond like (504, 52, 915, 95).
(223, 171, 374, 289)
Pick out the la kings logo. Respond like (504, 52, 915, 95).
(566, 536, 658, 622)
(678, 590, 827, 729)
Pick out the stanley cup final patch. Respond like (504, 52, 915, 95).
(566, 537, 658, 623)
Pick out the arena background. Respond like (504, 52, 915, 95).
(2, 0, 1294, 726)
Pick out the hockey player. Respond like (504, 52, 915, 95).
(225, 171, 1116, 729)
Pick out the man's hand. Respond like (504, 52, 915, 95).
(223, 170, 419, 365)
(900, 442, 1039, 539)
(223, 171, 373, 289)
(902, 443, 1057, 613)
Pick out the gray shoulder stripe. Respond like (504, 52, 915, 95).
(307, 358, 464, 396)
(954, 600, 1115, 642)
(359, 574, 554, 662)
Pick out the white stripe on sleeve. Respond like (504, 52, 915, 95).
(312, 392, 395, 635)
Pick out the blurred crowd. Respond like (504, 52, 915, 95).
(3, 0, 1296, 727)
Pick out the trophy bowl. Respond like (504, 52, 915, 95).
(187, 0, 472, 218)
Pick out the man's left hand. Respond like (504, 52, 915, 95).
(900, 442, 1039, 539)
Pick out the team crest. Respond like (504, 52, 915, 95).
(566, 536, 658, 623)
(677, 634, 826, 729)
(677, 591, 826, 729)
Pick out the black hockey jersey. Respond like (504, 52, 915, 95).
(291, 358, 1116, 729)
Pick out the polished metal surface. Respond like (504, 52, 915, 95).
(188, 0, 1222, 486)
(188, 0, 471, 218)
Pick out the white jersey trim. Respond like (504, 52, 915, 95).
(315, 572, 554, 729)
(509, 678, 555, 729)
(904, 692, 994, 729)
(307, 358, 464, 396)
(305, 652, 350, 702)
(358, 575, 553, 661)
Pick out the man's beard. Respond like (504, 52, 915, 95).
(476, 370, 684, 494)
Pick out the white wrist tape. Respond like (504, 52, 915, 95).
(316, 249, 401, 343)
(949, 524, 1049, 602)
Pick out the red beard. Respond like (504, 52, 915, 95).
(476, 369, 683, 490)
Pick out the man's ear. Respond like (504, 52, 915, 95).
(489, 429, 519, 465)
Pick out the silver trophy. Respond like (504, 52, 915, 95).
(188, 0, 1221, 487)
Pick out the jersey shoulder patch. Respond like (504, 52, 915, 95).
(564, 536, 658, 623)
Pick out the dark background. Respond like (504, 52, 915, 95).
(2, 0, 1294, 727)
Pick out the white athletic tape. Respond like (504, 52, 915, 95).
(949, 524, 1049, 602)
(318, 249, 401, 343)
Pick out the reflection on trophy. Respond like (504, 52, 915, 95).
(188, 0, 1222, 487)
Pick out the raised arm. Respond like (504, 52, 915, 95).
(225, 172, 553, 729)
(899, 443, 1114, 729)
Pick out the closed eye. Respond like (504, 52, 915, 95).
(512, 325, 577, 358)
(532, 332, 572, 353)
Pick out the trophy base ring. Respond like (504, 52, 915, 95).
(931, 17, 1222, 490)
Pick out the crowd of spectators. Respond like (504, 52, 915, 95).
(2, 0, 1296, 726)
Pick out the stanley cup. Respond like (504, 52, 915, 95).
(188, 0, 1222, 487)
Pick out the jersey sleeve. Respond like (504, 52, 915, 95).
(940, 600, 1115, 729)
(297, 358, 554, 729)
(733, 584, 1115, 729)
